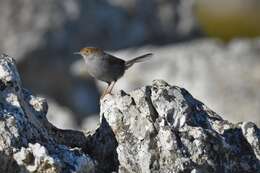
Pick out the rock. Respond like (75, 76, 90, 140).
(85, 38, 260, 125)
(1, 53, 259, 172)
(0, 54, 96, 173)
(99, 79, 260, 172)
(241, 122, 260, 161)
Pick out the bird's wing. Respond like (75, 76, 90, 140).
(104, 53, 125, 67)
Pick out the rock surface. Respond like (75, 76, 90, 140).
(99, 79, 260, 172)
(0, 54, 260, 172)
(0, 54, 95, 173)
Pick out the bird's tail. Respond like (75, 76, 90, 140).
(125, 53, 153, 70)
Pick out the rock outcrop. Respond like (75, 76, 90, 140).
(99, 80, 260, 172)
(0, 54, 259, 172)
(0, 54, 96, 173)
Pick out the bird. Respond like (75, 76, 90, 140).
(74, 47, 153, 98)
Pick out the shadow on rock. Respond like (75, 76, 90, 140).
(85, 115, 119, 173)
(0, 152, 28, 173)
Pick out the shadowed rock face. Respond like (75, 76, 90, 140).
(0, 54, 259, 173)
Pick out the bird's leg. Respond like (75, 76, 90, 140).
(101, 81, 116, 98)
(107, 81, 116, 94)
(101, 83, 110, 98)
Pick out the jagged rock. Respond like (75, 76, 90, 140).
(0, 54, 96, 173)
(99, 79, 260, 173)
(1, 53, 260, 173)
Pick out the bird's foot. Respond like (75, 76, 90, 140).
(101, 81, 116, 99)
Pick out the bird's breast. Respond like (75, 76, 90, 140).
(85, 57, 122, 83)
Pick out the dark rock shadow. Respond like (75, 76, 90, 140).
(84, 115, 119, 173)
(46, 114, 119, 172)
(223, 128, 260, 164)
(179, 87, 223, 129)
(0, 152, 29, 173)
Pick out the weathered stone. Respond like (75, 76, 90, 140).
(1, 53, 259, 173)
(0, 54, 96, 173)
(99, 79, 260, 173)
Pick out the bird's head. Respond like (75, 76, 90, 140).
(74, 47, 103, 59)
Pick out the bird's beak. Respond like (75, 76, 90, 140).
(73, 52, 81, 55)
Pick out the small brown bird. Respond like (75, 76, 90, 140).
(75, 47, 152, 98)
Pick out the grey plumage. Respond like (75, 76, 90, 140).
(77, 47, 153, 97)
(125, 53, 153, 69)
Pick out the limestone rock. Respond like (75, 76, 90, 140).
(0, 54, 96, 173)
(99, 79, 260, 172)
(1, 53, 259, 173)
